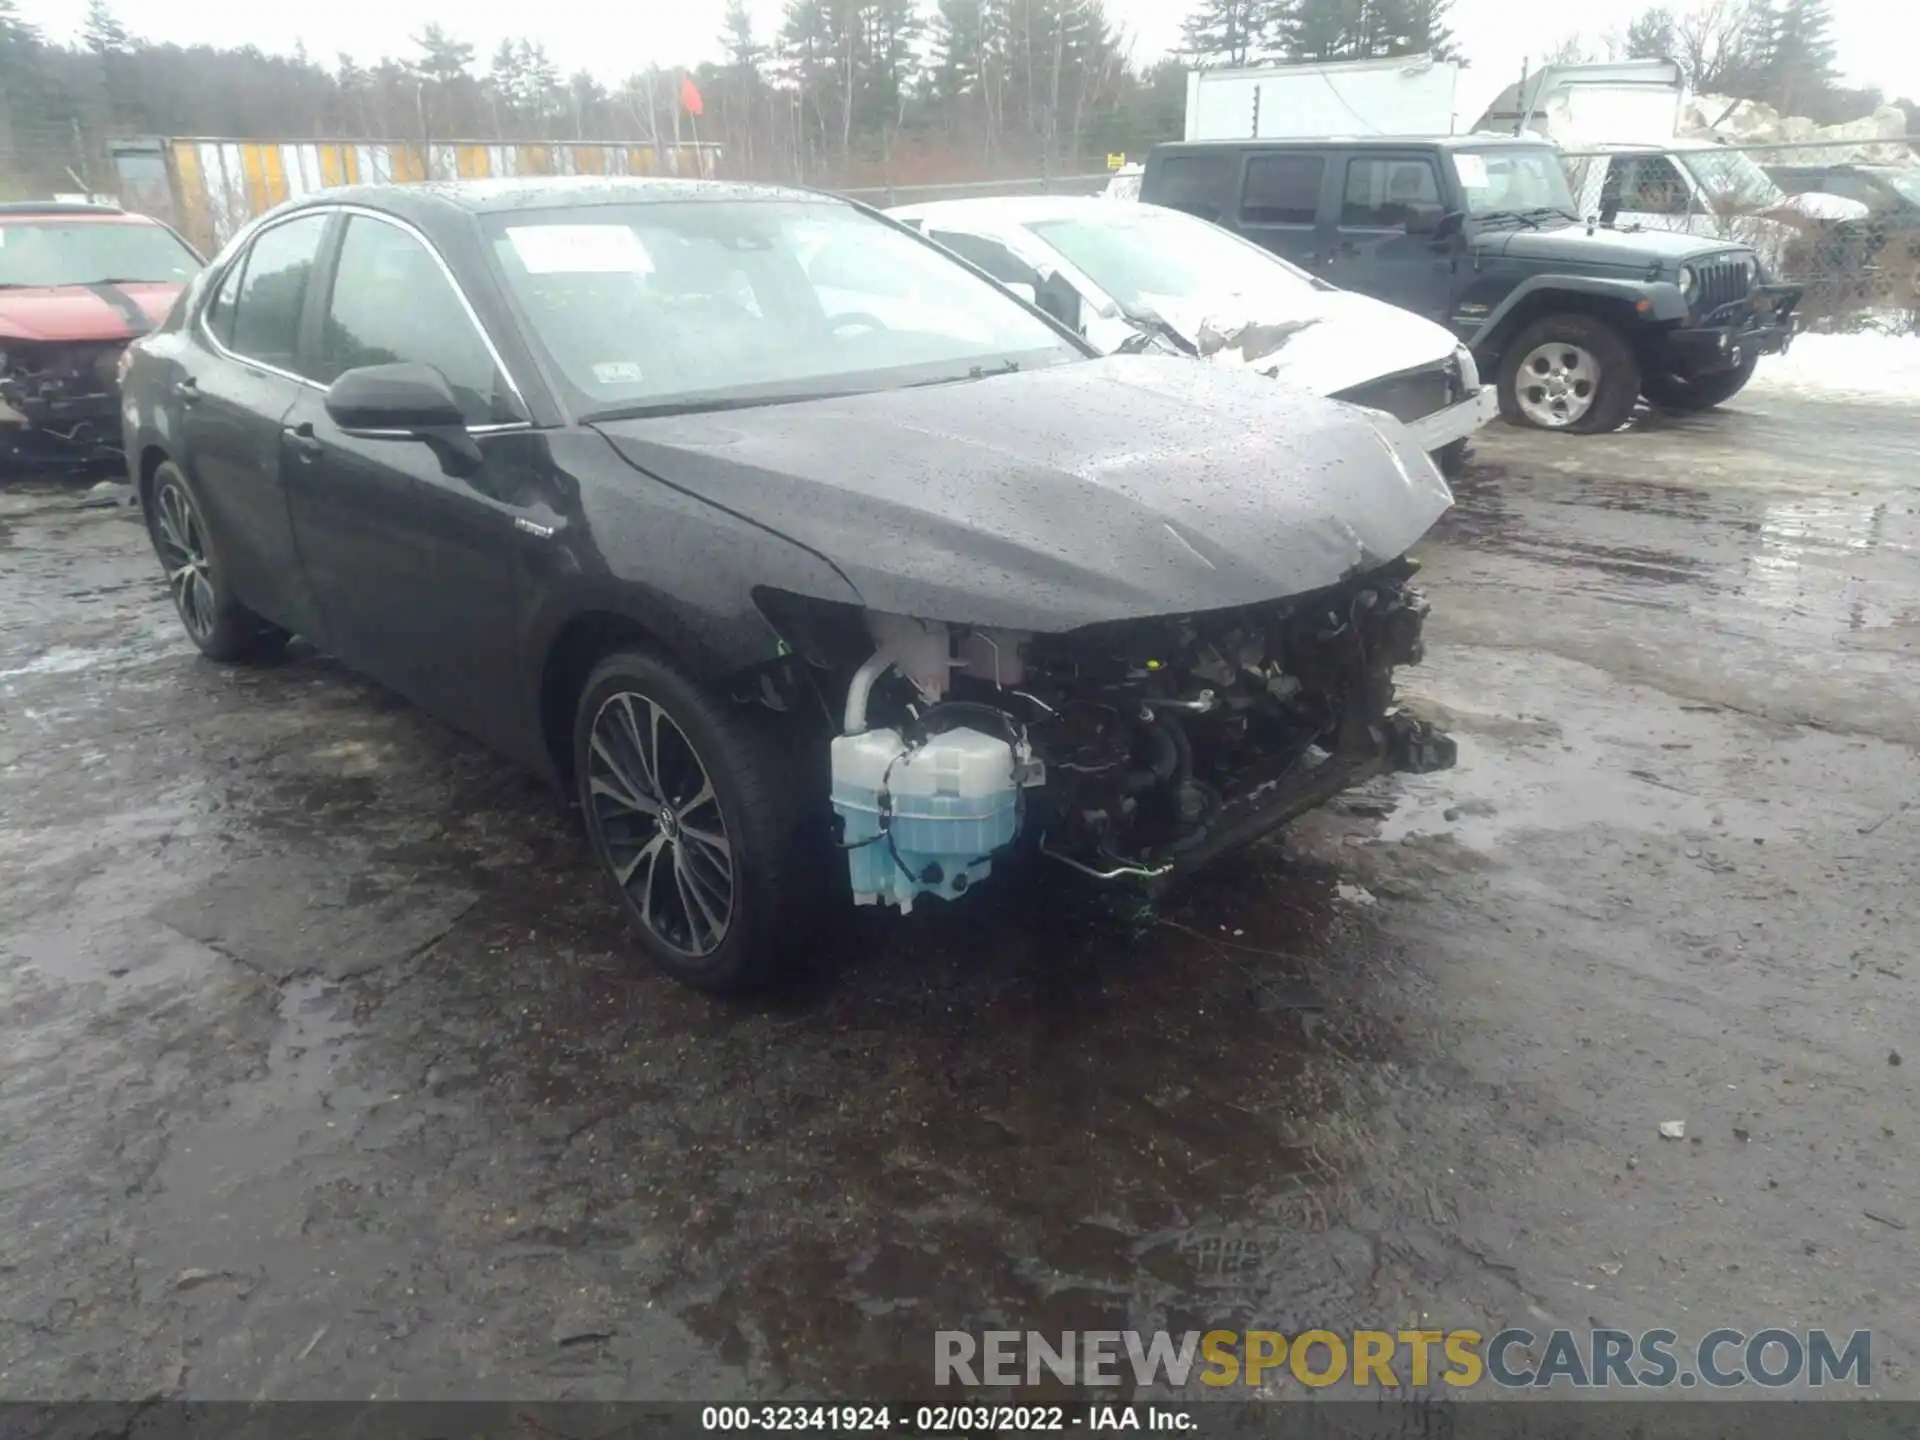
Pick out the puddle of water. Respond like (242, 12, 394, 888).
(144, 975, 386, 1286)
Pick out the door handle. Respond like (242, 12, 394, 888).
(282, 422, 323, 460)
(173, 377, 200, 405)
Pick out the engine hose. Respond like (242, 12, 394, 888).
(1121, 712, 1191, 793)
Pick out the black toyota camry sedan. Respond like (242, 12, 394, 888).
(122, 177, 1455, 992)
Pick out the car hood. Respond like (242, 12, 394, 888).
(1127, 288, 1458, 395)
(594, 355, 1452, 633)
(1779, 190, 1870, 222)
(1479, 223, 1741, 268)
(0, 282, 180, 342)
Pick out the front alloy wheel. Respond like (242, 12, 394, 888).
(572, 650, 801, 992)
(587, 691, 736, 957)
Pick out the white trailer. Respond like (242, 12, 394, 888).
(1183, 55, 1464, 141)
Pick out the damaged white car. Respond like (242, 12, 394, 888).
(890, 194, 1498, 470)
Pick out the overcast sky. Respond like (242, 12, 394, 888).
(17, 0, 1918, 113)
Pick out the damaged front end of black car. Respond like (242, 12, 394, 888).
(596, 354, 1462, 930)
(761, 562, 1453, 913)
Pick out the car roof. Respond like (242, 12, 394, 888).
(1152, 133, 1551, 152)
(889, 193, 1149, 225)
(274, 175, 832, 222)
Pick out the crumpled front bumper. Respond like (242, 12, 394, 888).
(1141, 712, 1455, 893)
(1404, 385, 1500, 452)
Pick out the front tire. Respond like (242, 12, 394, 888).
(1497, 314, 1640, 434)
(1642, 354, 1759, 412)
(144, 461, 289, 662)
(573, 650, 801, 993)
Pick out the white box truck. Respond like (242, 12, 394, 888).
(1183, 54, 1464, 140)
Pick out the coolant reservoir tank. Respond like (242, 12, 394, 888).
(830, 727, 1023, 913)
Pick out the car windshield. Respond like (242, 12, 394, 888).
(0, 220, 199, 287)
(1453, 148, 1577, 217)
(1678, 149, 1784, 209)
(1023, 205, 1324, 313)
(484, 199, 1082, 418)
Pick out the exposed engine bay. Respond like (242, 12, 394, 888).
(0, 341, 129, 459)
(772, 559, 1456, 912)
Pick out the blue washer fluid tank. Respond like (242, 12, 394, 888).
(829, 726, 1023, 912)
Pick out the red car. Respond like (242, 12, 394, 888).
(0, 201, 202, 465)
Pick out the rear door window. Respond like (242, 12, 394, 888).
(1151, 153, 1236, 223)
(227, 214, 330, 374)
(1340, 157, 1441, 228)
(1239, 154, 1326, 225)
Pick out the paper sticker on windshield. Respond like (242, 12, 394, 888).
(592, 361, 645, 385)
(1454, 154, 1490, 188)
(507, 225, 653, 276)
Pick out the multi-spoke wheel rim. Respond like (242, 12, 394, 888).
(587, 691, 734, 957)
(153, 480, 217, 641)
(1516, 342, 1600, 428)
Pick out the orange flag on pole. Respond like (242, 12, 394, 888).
(680, 74, 704, 117)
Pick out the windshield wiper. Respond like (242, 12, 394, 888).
(1477, 209, 1543, 230)
(1117, 306, 1195, 356)
(581, 390, 863, 423)
(901, 357, 1025, 388)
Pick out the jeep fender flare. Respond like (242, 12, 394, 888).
(1468, 276, 1688, 360)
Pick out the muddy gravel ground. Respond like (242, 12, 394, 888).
(1, 386, 1914, 1405)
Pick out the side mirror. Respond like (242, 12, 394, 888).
(324, 362, 482, 475)
(1404, 202, 1444, 236)
(1002, 280, 1038, 306)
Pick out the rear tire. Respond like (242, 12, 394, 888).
(144, 460, 289, 662)
(1642, 354, 1759, 412)
(1497, 313, 1640, 434)
(573, 649, 803, 994)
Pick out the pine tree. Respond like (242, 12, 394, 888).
(1764, 0, 1836, 114)
(1395, 0, 1458, 60)
(81, 0, 132, 56)
(1274, 0, 1363, 61)
(411, 24, 473, 87)
(1180, 0, 1268, 67)
(930, 0, 989, 104)
(1623, 6, 1677, 60)
(721, 0, 765, 78)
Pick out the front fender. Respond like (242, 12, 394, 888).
(1470, 276, 1686, 354)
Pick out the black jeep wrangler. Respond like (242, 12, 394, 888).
(1139, 135, 1801, 433)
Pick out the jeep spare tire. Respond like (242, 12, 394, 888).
(1642, 354, 1759, 413)
(1498, 314, 1640, 434)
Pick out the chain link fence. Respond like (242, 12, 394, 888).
(1559, 137, 1920, 333)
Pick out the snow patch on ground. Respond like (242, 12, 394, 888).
(1750, 331, 1920, 401)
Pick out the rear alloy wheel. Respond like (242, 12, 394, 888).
(1642, 354, 1759, 413)
(574, 651, 799, 992)
(1497, 314, 1640, 434)
(145, 461, 288, 662)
